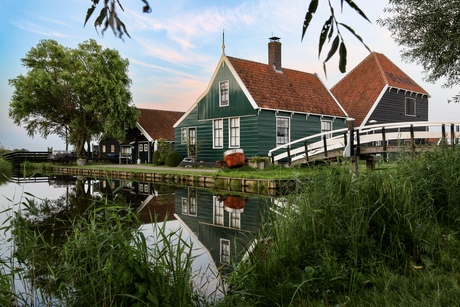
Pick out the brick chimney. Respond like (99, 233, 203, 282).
(268, 36, 282, 71)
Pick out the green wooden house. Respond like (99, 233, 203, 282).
(174, 37, 348, 162)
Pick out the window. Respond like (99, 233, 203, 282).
(182, 192, 197, 216)
(276, 117, 290, 146)
(220, 239, 230, 264)
(102, 145, 106, 153)
(188, 128, 196, 145)
(143, 144, 148, 152)
(229, 211, 241, 229)
(321, 120, 333, 139)
(213, 196, 225, 226)
(229, 117, 240, 148)
(187, 128, 197, 157)
(121, 146, 131, 154)
(110, 145, 115, 153)
(213, 119, 223, 148)
(405, 97, 416, 116)
(219, 80, 229, 106)
(181, 128, 187, 144)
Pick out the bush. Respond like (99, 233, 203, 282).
(0, 158, 12, 183)
(165, 151, 183, 167)
(153, 150, 162, 165)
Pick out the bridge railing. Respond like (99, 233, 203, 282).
(268, 121, 460, 165)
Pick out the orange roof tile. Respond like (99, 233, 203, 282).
(137, 108, 184, 140)
(331, 52, 429, 126)
(227, 56, 347, 117)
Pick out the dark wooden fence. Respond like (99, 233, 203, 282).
(2, 151, 52, 165)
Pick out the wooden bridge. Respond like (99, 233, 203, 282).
(268, 121, 460, 166)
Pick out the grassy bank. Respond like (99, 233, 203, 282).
(5, 148, 460, 305)
(220, 147, 460, 306)
(64, 162, 322, 180)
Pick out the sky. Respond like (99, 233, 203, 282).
(1, 0, 459, 151)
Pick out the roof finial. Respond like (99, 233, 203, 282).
(222, 29, 225, 54)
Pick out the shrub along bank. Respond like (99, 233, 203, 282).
(0, 157, 12, 183)
(220, 147, 460, 306)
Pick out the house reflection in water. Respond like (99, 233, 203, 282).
(95, 179, 272, 276)
(174, 187, 270, 275)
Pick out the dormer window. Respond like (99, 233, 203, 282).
(219, 80, 229, 107)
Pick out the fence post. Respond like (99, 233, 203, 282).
(323, 135, 328, 157)
(382, 126, 387, 151)
(304, 140, 309, 162)
(441, 124, 446, 145)
(410, 124, 415, 156)
(286, 146, 291, 164)
(346, 118, 358, 172)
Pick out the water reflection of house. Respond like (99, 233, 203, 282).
(93, 179, 176, 224)
(174, 187, 270, 274)
(137, 193, 176, 224)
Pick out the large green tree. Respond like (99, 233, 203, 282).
(379, 0, 460, 92)
(9, 39, 140, 158)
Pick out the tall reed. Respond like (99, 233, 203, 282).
(7, 196, 202, 306)
(222, 147, 460, 306)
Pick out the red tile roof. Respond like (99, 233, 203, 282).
(227, 56, 347, 117)
(331, 52, 429, 126)
(138, 108, 184, 140)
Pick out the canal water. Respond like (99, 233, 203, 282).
(0, 173, 282, 303)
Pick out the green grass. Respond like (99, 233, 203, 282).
(220, 147, 460, 306)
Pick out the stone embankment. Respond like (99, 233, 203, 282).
(52, 165, 296, 196)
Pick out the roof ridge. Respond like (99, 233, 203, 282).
(331, 51, 375, 91)
(138, 107, 184, 113)
(227, 55, 316, 76)
(372, 52, 390, 84)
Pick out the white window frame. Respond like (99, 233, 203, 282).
(102, 145, 106, 153)
(188, 127, 197, 145)
(276, 117, 290, 146)
(219, 80, 229, 107)
(405, 97, 416, 116)
(213, 196, 225, 226)
(213, 119, 224, 148)
(229, 117, 240, 148)
(321, 120, 333, 139)
(181, 128, 187, 144)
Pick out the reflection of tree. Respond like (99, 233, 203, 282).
(11, 178, 138, 303)
(10, 178, 197, 306)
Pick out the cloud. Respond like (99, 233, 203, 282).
(12, 20, 73, 38)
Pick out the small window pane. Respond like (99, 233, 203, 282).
(321, 121, 333, 139)
(276, 117, 289, 146)
(405, 97, 416, 116)
(214, 119, 223, 148)
(220, 81, 229, 106)
(229, 117, 240, 148)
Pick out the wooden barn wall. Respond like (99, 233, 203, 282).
(367, 88, 429, 125)
(198, 60, 256, 120)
